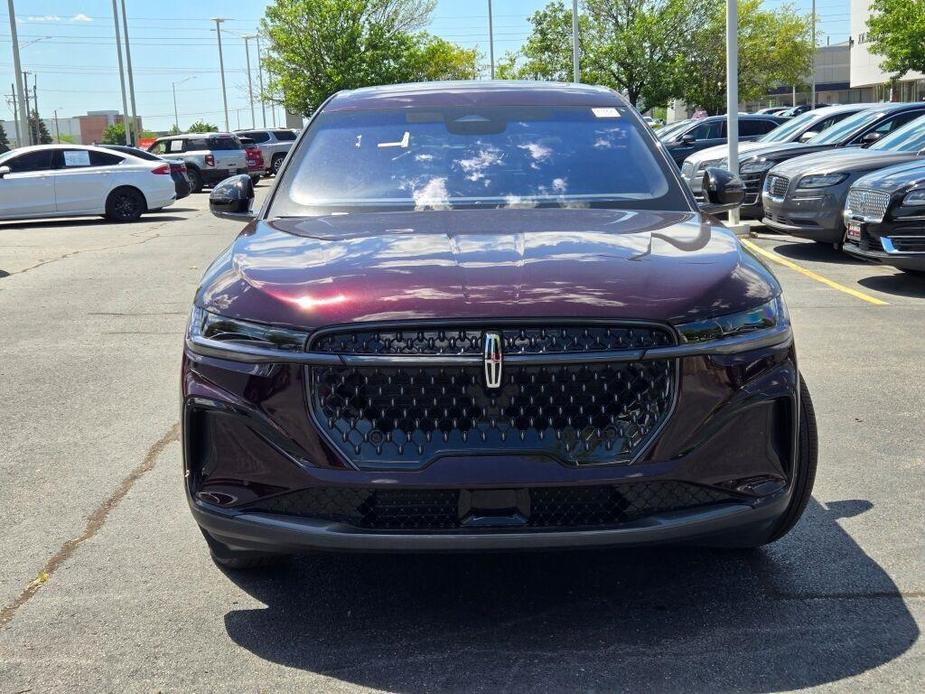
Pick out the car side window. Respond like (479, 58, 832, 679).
(4, 149, 54, 173)
(168, 140, 185, 153)
(150, 141, 168, 155)
(739, 120, 771, 137)
(686, 121, 723, 141)
(871, 111, 924, 136)
(59, 149, 94, 168)
(246, 131, 271, 143)
(90, 151, 124, 166)
(186, 139, 208, 151)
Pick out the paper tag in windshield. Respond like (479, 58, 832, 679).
(592, 107, 620, 118)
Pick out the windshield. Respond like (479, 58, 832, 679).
(809, 110, 882, 144)
(760, 110, 821, 143)
(870, 114, 925, 152)
(270, 105, 686, 216)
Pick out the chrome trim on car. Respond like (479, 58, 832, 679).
(882, 236, 925, 255)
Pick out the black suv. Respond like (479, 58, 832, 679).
(659, 115, 785, 166)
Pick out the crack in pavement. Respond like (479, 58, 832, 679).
(0, 422, 180, 629)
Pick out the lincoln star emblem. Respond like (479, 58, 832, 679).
(483, 332, 503, 389)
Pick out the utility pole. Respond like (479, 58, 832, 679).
(571, 0, 579, 83)
(120, 0, 139, 145)
(111, 0, 131, 145)
(32, 74, 38, 142)
(726, 0, 740, 227)
(7, 0, 30, 148)
(8, 85, 21, 146)
(212, 18, 230, 131)
(21, 70, 31, 144)
(487, 0, 495, 79)
(53, 108, 60, 142)
(255, 35, 267, 127)
(243, 35, 256, 128)
(810, 0, 816, 107)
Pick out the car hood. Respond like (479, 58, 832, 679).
(740, 141, 838, 163)
(686, 141, 770, 166)
(853, 159, 925, 193)
(196, 208, 778, 329)
(767, 148, 920, 178)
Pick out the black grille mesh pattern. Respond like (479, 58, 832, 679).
(247, 482, 739, 531)
(311, 325, 673, 355)
(310, 360, 675, 467)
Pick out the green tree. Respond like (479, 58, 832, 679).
(168, 124, 183, 135)
(29, 110, 53, 144)
(680, 0, 814, 114)
(57, 134, 77, 144)
(261, 0, 481, 115)
(187, 120, 218, 133)
(0, 122, 9, 153)
(502, 2, 600, 82)
(866, 0, 925, 79)
(101, 121, 127, 144)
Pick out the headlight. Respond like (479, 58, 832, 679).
(676, 297, 788, 344)
(698, 158, 723, 171)
(740, 159, 774, 174)
(798, 173, 847, 189)
(902, 189, 925, 206)
(188, 306, 308, 351)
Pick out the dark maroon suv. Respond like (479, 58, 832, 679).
(186, 81, 817, 568)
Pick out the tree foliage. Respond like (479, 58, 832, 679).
(0, 122, 9, 152)
(866, 0, 925, 79)
(187, 120, 219, 133)
(260, 0, 476, 115)
(679, 0, 814, 114)
(101, 121, 126, 144)
(29, 111, 53, 144)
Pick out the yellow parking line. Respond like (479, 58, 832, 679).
(740, 237, 888, 306)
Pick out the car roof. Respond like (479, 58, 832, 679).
(155, 132, 237, 140)
(5, 143, 137, 155)
(325, 80, 624, 112)
(858, 102, 925, 114)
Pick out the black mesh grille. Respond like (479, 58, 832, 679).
(310, 360, 675, 467)
(311, 325, 673, 355)
(247, 482, 740, 531)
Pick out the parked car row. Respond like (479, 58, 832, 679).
(679, 102, 925, 275)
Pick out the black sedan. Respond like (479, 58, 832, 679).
(659, 114, 785, 166)
(843, 159, 925, 274)
(100, 144, 191, 201)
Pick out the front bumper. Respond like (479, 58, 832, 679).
(761, 187, 847, 243)
(843, 220, 925, 271)
(181, 333, 800, 552)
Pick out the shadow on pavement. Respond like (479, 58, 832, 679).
(858, 273, 925, 299)
(221, 498, 917, 691)
(770, 240, 866, 265)
(0, 215, 189, 230)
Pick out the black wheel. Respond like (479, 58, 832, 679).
(187, 167, 204, 194)
(762, 375, 819, 544)
(272, 154, 285, 175)
(104, 187, 146, 222)
(200, 528, 289, 570)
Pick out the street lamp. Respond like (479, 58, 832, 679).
(171, 76, 197, 132)
(243, 34, 258, 129)
(212, 17, 230, 131)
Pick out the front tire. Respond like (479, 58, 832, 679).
(104, 187, 146, 222)
(760, 375, 819, 544)
(200, 529, 289, 570)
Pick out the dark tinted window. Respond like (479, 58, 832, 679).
(272, 105, 686, 216)
(686, 120, 724, 140)
(242, 130, 271, 143)
(5, 149, 54, 172)
(116, 147, 159, 161)
(867, 110, 925, 137)
(207, 136, 242, 150)
(272, 129, 297, 141)
(90, 151, 124, 166)
(185, 139, 208, 151)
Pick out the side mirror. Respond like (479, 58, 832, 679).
(799, 131, 818, 143)
(209, 174, 255, 221)
(0, 166, 10, 178)
(680, 132, 696, 145)
(699, 167, 745, 214)
(860, 131, 882, 145)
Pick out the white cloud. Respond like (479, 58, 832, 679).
(27, 15, 62, 22)
(71, 13, 92, 22)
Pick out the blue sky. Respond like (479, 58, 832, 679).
(1, 0, 850, 132)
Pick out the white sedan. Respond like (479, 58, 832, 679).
(0, 144, 176, 223)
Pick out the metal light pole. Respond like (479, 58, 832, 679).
(212, 18, 230, 131)
(243, 35, 257, 128)
(111, 0, 131, 144)
(487, 0, 495, 79)
(810, 0, 816, 107)
(21, 70, 31, 144)
(726, 0, 740, 227)
(255, 35, 267, 127)
(9, 84, 21, 146)
(31, 73, 38, 141)
(571, 0, 579, 82)
(53, 107, 60, 142)
(120, 0, 139, 145)
(171, 76, 196, 132)
(6, 0, 30, 147)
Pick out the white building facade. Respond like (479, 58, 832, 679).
(851, 0, 925, 100)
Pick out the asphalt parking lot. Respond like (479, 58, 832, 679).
(0, 194, 922, 692)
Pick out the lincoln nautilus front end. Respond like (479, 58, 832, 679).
(183, 81, 817, 568)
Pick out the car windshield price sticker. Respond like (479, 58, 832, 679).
(64, 150, 91, 167)
(592, 107, 620, 118)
